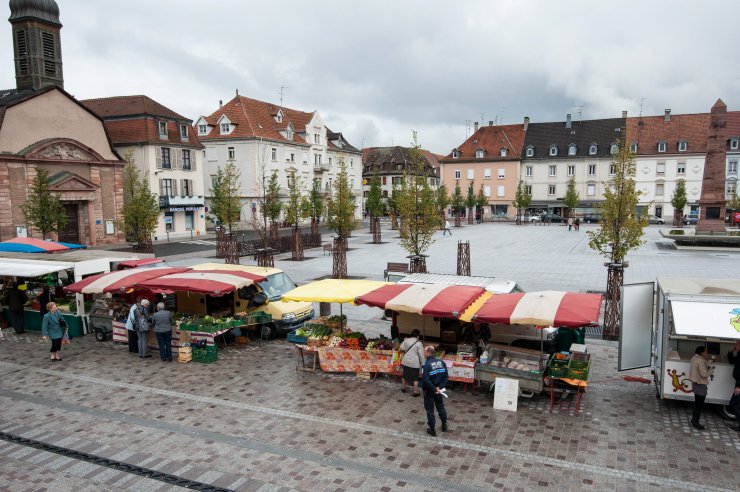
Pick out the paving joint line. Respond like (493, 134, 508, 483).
(0, 361, 731, 492)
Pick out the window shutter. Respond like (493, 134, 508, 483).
(189, 179, 194, 197)
(158, 179, 164, 197)
(191, 153, 196, 171)
(173, 149, 181, 169)
(179, 179, 184, 196)
(156, 150, 162, 169)
(171, 180, 177, 197)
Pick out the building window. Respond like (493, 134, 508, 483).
(182, 149, 191, 170)
(548, 185, 556, 195)
(678, 140, 687, 152)
(500, 148, 508, 157)
(587, 184, 596, 196)
(41, 31, 55, 75)
(610, 143, 618, 154)
(657, 141, 666, 153)
(180, 125, 188, 139)
(497, 185, 505, 197)
(568, 144, 577, 156)
(589, 144, 598, 155)
(15, 30, 28, 74)
(276, 110, 283, 123)
(731, 138, 739, 150)
(498, 168, 505, 179)
(314, 133, 320, 144)
(454, 170, 461, 180)
(350, 159, 354, 168)
(228, 147, 235, 160)
(656, 162, 666, 175)
(484, 168, 491, 179)
(158, 121, 168, 138)
(220, 122, 230, 134)
(382, 176, 387, 185)
(392, 177, 402, 185)
(271, 148, 277, 161)
(567, 165, 575, 176)
(198, 124, 207, 135)
(548, 165, 556, 177)
(656, 183, 664, 196)
(729, 161, 738, 174)
(549, 145, 558, 156)
(160, 147, 171, 169)
(162, 178, 174, 197)
(476, 149, 485, 158)
(677, 162, 686, 174)
(182, 179, 192, 197)
(484, 186, 491, 197)
(286, 128, 293, 140)
(302, 152, 308, 164)
(525, 146, 534, 157)
(525, 185, 532, 195)
(289, 153, 295, 163)
(525, 166, 532, 177)
(609, 164, 615, 175)
(452, 149, 460, 159)
(630, 142, 638, 153)
(467, 169, 474, 179)
(588, 164, 596, 175)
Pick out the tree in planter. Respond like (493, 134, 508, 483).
(365, 171, 384, 243)
(435, 182, 450, 226)
(451, 181, 465, 227)
(563, 176, 580, 220)
(476, 184, 488, 223)
(305, 179, 324, 236)
(209, 160, 242, 233)
(284, 170, 307, 260)
(325, 157, 358, 278)
(587, 141, 649, 340)
(21, 167, 67, 240)
(386, 185, 400, 230)
(394, 139, 439, 273)
(466, 180, 477, 224)
(512, 180, 532, 225)
(671, 178, 688, 226)
(251, 150, 275, 267)
(117, 153, 159, 252)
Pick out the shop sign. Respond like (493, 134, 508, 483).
(166, 206, 203, 212)
(493, 377, 519, 412)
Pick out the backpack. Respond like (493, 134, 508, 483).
(135, 307, 150, 332)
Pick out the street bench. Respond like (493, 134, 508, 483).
(384, 262, 409, 281)
(323, 243, 333, 255)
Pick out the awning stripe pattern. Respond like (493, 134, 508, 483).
(64, 267, 190, 294)
(135, 270, 267, 295)
(355, 284, 486, 319)
(473, 291, 602, 327)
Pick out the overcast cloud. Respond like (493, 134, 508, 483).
(1, 0, 738, 154)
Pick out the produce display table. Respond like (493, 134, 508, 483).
(548, 377, 588, 416)
(317, 346, 396, 373)
(112, 322, 231, 353)
(3, 307, 86, 338)
(294, 344, 319, 372)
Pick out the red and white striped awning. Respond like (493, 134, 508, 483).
(135, 269, 267, 296)
(355, 284, 486, 318)
(472, 291, 602, 327)
(65, 267, 190, 294)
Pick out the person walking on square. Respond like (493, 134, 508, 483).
(689, 345, 712, 430)
(126, 297, 141, 354)
(6, 283, 27, 334)
(152, 302, 174, 362)
(574, 217, 580, 231)
(41, 302, 64, 361)
(134, 299, 153, 358)
(727, 341, 740, 431)
(443, 220, 452, 236)
(400, 329, 425, 396)
(421, 345, 449, 436)
(567, 216, 573, 231)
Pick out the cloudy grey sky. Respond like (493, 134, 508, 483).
(2, 0, 738, 154)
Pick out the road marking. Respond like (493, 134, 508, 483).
(0, 361, 731, 492)
(180, 240, 217, 246)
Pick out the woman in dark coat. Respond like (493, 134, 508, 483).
(41, 302, 64, 361)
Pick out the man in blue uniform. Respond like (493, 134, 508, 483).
(421, 345, 449, 436)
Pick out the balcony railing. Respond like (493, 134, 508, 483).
(159, 195, 205, 209)
(313, 163, 331, 172)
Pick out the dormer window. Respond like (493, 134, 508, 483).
(476, 149, 485, 158)
(610, 143, 619, 155)
(525, 146, 534, 157)
(657, 140, 667, 153)
(198, 124, 207, 135)
(285, 124, 294, 141)
(220, 122, 230, 133)
(452, 149, 460, 159)
(630, 142, 638, 153)
(589, 143, 598, 155)
(678, 140, 688, 152)
(158, 121, 168, 138)
(568, 144, 577, 156)
(500, 148, 508, 157)
(275, 110, 283, 123)
(180, 124, 188, 140)
(549, 145, 558, 157)
(731, 138, 739, 150)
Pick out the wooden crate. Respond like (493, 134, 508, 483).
(356, 372, 371, 380)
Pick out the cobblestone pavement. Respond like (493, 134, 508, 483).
(1, 332, 739, 491)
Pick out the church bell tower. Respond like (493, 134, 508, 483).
(8, 0, 64, 91)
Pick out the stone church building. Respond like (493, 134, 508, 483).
(0, 0, 125, 245)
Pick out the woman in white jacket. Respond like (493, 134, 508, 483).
(400, 329, 426, 396)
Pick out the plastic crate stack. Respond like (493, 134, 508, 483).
(192, 345, 218, 364)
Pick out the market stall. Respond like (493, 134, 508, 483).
(0, 237, 85, 253)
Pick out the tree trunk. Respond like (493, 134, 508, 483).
(224, 232, 240, 264)
(215, 226, 225, 258)
(673, 210, 682, 227)
(468, 208, 473, 225)
(332, 236, 347, 279)
(311, 218, 319, 236)
(372, 217, 381, 244)
(369, 214, 374, 233)
(256, 248, 274, 268)
(602, 262, 626, 340)
(457, 240, 471, 276)
(269, 223, 280, 249)
(291, 227, 304, 261)
(454, 212, 461, 228)
(390, 213, 399, 230)
(408, 255, 427, 274)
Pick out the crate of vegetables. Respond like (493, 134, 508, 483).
(366, 337, 396, 355)
(193, 345, 218, 364)
(287, 329, 308, 344)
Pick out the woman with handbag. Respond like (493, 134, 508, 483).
(689, 345, 712, 430)
(135, 299, 153, 358)
(41, 302, 64, 361)
(399, 329, 426, 396)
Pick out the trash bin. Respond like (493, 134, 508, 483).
(574, 327, 586, 345)
(557, 327, 576, 352)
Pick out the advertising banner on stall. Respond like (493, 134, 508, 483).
(493, 377, 519, 412)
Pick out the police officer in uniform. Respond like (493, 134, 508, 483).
(421, 345, 449, 436)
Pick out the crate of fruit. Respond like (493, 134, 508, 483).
(548, 365, 569, 378)
(566, 358, 590, 380)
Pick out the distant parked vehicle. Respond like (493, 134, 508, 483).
(514, 215, 540, 223)
(683, 215, 699, 225)
(583, 213, 603, 223)
(539, 213, 565, 223)
(646, 215, 665, 225)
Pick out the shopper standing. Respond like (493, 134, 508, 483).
(41, 302, 64, 361)
(689, 345, 712, 430)
(399, 329, 425, 396)
(125, 297, 141, 354)
(6, 283, 27, 334)
(574, 217, 580, 231)
(567, 216, 573, 231)
(421, 345, 449, 436)
(727, 341, 740, 432)
(134, 299, 152, 358)
(152, 302, 174, 362)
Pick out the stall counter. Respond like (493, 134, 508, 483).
(3, 307, 85, 338)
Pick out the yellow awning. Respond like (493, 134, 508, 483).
(458, 291, 493, 323)
(282, 279, 390, 303)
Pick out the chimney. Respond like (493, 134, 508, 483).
(523, 116, 529, 131)
(236, 88, 239, 96)
(489, 120, 493, 126)
(622, 110, 628, 118)
(474, 121, 479, 132)
(219, 100, 223, 108)
(664, 109, 671, 122)
(566, 114, 572, 129)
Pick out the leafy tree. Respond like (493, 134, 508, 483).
(21, 167, 67, 239)
(476, 183, 488, 223)
(304, 179, 324, 227)
(365, 171, 384, 219)
(394, 136, 439, 259)
(671, 178, 688, 226)
(284, 171, 306, 228)
(466, 180, 477, 224)
(265, 171, 283, 227)
(386, 184, 400, 230)
(325, 157, 358, 239)
(450, 181, 465, 227)
(563, 176, 580, 218)
(587, 141, 649, 340)
(512, 181, 532, 225)
(209, 159, 241, 233)
(117, 152, 158, 248)
(435, 182, 450, 220)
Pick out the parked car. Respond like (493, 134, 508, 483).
(539, 213, 565, 223)
(513, 215, 540, 223)
(646, 215, 665, 225)
(683, 215, 699, 225)
(583, 213, 603, 223)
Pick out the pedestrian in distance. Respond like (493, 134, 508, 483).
(574, 217, 580, 231)
(567, 216, 573, 231)
(689, 345, 712, 430)
(38, 285, 52, 319)
(134, 299, 153, 358)
(41, 301, 64, 361)
(152, 302, 174, 362)
(443, 220, 452, 236)
(399, 329, 425, 396)
(126, 297, 141, 354)
(727, 341, 740, 431)
(6, 283, 27, 334)
(421, 345, 449, 436)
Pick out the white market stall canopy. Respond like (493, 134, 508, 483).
(671, 300, 740, 340)
(0, 259, 74, 277)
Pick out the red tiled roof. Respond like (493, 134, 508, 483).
(726, 111, 740, 139)
(441, 124, 525, 162)
(361, 146, 440, 176)
(626, 113, 709, 154)
(81, 95, 187, 120)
